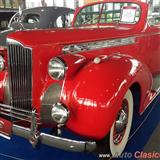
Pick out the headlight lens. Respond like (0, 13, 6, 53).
(48, 58, 66, 80)
(51, 103, 69, 124)
(0, 55, 4, 71)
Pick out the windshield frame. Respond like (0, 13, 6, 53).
(73, 1, 143, 27)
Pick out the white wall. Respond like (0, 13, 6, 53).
(26, 0, 41, 8)
(66, 0, 75, 9)
(54, 0, 63, 7)
(153, 0, 160, 6)
(26, 0, 84, 9)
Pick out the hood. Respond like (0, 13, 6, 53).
(0, 28, 15, 47)
(7, 26, 138, 47)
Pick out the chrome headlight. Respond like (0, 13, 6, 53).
(51, 103, 69, 124)
(48, 58, 66, 80)
(0, 55, 4, 71)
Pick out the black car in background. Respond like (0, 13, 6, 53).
(0, 6, 74, 46)
(0, 9, 17, 31)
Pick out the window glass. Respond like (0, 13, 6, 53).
(0, 20, 8, 28)
(65, 13, 74, 27)
(56, 15, 63, 27)
(22, 14, 40, 24)
(148, 0, 160, 26)
(100, 3, 120, 23)
(55, 13, 74, 28)
(74, 3, 102, 26)
(100, 3, 140, 24)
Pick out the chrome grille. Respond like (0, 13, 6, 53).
(8, 40, 32, 111)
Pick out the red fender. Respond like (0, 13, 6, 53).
(0, 47, 8, 102)
(60, 54, 152, 139)
(0, 72, 7, 101)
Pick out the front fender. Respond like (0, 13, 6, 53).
(0, 47, 8, 102)
(61, 54, 152, 140)
(0, 71, 7, 101)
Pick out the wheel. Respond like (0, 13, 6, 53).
(96, 89, 133, 159)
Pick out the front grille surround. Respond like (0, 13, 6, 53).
(7, 38, 32, 111)
(40, 83, 61, 123)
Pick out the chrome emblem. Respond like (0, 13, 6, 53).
(62, 37, 136, 54)
(0, 121, 4, 128)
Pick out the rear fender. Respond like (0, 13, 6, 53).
(61, 54, 152, 139)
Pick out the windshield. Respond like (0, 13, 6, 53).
(74, 2, 141, 26)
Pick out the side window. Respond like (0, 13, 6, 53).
(65, 13, 74, 27)
(55, 13, 74, 28)
(56, 15, 63, 27)
(22, 14, 40, 24)
(0, 20, 8, 29)
(148, 0, 160, 26)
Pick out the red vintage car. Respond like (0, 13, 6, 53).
(0, 0, 159, 158)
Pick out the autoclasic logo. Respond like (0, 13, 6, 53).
(99, 151, 160, 159)
(0, 120, 4, 129)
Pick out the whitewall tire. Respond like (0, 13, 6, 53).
(110, 89, 133, 156)
(96, 89, 134, 159)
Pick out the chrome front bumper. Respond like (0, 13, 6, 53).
(12, 124, 96, 152)
(0, 103, 96, 152)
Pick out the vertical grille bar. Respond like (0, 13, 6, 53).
(8, 41, 32, 111)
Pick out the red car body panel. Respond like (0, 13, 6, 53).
(60, 54, 152, 139)
(0, 0, 159, 141)
(0, 47, 7, 101)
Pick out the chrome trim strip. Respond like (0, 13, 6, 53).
(7, 38, 23, 46)
(7, 38, 31, 49)
(140, 90, 160, 116)
(0, 103, 38, 115)
(0, 111, 33, 123)
(0, 133, 11, 140)
(0, 103, 40, 123)
(62, 37, 136, 54)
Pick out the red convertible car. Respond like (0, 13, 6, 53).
(0, 0, 159, 158)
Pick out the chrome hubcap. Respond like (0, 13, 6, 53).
(113, 99, 129, 145)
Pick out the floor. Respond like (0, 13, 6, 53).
(140, 123, 160, 160)
(0, 95, 159, 160)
